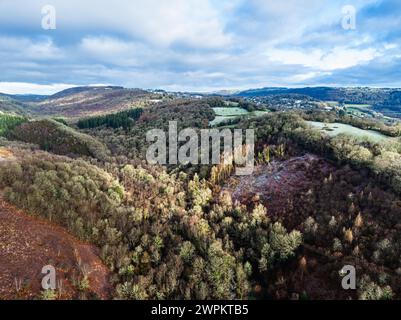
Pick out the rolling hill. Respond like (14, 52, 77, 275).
(235, 86, 401, 104)
(9, 119, 109, 160)
(26, 86, 155, 118)
(0, 86, 160, 119)
(0, 94, 31, 115)
(235, 87, 401, 118)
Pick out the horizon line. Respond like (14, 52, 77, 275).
(1, 82, 401, 96)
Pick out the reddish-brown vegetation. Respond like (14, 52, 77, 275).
(0, 198, 112, 300)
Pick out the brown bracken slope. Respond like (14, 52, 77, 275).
(0, 198, 112, 300)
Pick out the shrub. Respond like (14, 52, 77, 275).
(358, 276, 394, 300)
(40, 289, 57, 300)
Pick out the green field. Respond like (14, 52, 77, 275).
(326, 101, 340, 107)
(344, 104, 372, 108)
(210, 107, 269, 126)
(212, 107, 249, 116)
(307, 121, 390, 142)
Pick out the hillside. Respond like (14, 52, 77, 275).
(84, 99, 215, 161)
(0, 112, 27, 136)
(235, 87, 401, 119)
(0, 196, 112, 300)
(0, 146, 112, 299)
(0, 95, 31, 115)
(9, 119, 109, 160)
(236, 87, 401, 105)
(1, 94, 401, 300)
(26, 86, 158, 118)
(222, 152, 401, 299)
(0, 86, 163, 119)
(6, 94, 49, 103)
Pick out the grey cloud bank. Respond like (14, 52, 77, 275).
(0, 0, 400, 94)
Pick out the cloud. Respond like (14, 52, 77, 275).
(79, 36, 145, 67)
(0, 0, 230, 49)
(0, 36, 62, 60)
(265, 46, 381, 71)
(0, 82, 77, 95)
(0, 0, 400, 92)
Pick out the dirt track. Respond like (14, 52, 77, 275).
(0, 198, 112, 300)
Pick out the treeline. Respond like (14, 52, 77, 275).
(340, 115, 401, 137)
(0, 112, 27, 136)
(374, 91, 401, 118)
(9, 119, 109, 160)
(302, 109, 401, 137)
(77, 108, 143, 129)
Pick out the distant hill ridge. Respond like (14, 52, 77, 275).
(1, 85, 401, 119)
(235, 86, 401, 104)
(0, 86, 154, 118)
(49, 86, 126, 99)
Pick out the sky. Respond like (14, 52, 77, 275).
(0, 0, 400, 94)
